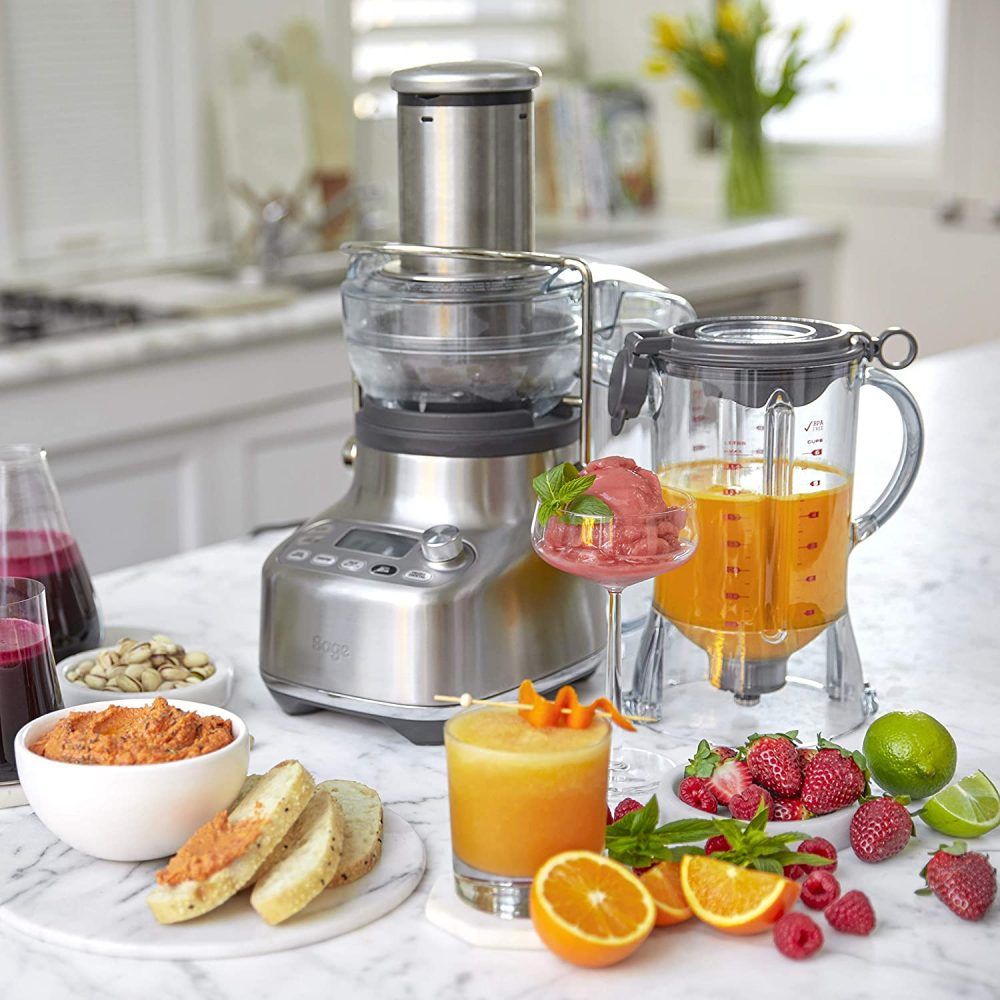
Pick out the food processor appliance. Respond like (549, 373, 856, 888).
(259, 61, 694, 743)
(608, 317, 924, 742)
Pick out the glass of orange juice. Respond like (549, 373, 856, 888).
(445, 705, 610, 917)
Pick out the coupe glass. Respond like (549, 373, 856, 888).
(531, 490, 697, 797)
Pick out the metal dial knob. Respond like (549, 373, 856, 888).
(420, 524, 463, 563)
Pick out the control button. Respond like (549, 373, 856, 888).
(339, 558, 366, 572)
(311, 553, 337, 566)
(403, 569, 432, 583)
(420, 524, 464, 564)
(371, 563, 398, 577)
(287, 549, 310, 561)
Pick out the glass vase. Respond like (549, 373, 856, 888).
(724, 117, 775, 218)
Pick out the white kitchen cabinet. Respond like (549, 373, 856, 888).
(36, 331, 355, 573)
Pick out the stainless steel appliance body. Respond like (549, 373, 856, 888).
(259, 61, 693, 742)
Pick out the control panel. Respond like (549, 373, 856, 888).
(279, 519, 474, 586)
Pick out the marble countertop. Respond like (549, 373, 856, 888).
(2, 339, 997, 999)
(0, 216, 837, 390)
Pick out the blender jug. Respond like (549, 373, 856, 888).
(608, 317, 923, 742)
(0, 445, 102, 661)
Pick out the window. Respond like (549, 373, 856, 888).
(0, 0, 202, 271)
(351, 0, 571, 119)
(762, 0, 947, 147)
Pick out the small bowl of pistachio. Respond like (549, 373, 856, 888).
(57, 631, 234, 708)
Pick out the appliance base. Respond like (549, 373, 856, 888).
(262, 652, 602, 746)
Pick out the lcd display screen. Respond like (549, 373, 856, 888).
(336, 528, 416, 558)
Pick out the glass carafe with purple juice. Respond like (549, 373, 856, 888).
(0, 446, 101, 660)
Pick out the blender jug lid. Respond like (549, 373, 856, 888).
(670, 317, 869, 369)
(667, 317, 871, 408)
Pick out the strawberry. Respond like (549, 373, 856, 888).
(605, 805, 613, 825)
(824, 890, 876, 936)
(728, 783, 774, 820)
(800, 870, 840, 910)
(797, 837, 838, 874)
(707, 759, 752, 806)
(801, 740, 868, 815)
(799, 746, 818, 769)
(612, 797, 644, 822)
(705, 835, 731, 855)
(773, 912, 823, 959)
(678, 776, 718, 814)
(850, 796, 914, 863)
(772, 797, 810, 822)
(746, 732, 803, 797)
(920, 842, 997, 922)
(713, 745, 738, 762)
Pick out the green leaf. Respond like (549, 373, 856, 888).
(566, 495, 613, 520)
(914, 887, 934, 896)
(791, 852, 835, 868)
(749, 857, 784, 874)
(559, 473, 596, 502)
(685, 740, 720, 778)
(747, 800, 770, 833)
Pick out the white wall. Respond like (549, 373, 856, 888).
(576, 0, 1000, 356)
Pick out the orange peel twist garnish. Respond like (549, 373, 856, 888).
(517, 680, 635, 732)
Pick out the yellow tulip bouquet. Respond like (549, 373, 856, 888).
(648, 1, 849, 216)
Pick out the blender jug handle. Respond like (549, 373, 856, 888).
(852, 365, 924, 545)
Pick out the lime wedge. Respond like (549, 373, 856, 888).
(918, 770, 1000, 837)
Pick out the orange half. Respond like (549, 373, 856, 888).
(530, 851, 655, 967)
(640, 861, 693, 926)
(679, 854, 800, 935)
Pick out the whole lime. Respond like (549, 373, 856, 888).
(862, 711, 957, 799)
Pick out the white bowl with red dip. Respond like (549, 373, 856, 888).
(14, 697, 250, 861)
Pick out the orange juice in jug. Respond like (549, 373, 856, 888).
(654, 459, 852, 666)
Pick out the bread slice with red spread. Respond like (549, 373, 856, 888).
(147, 759, 314, 924)
(250, 787, 345, 925)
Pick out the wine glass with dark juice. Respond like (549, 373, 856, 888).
(0, 446, 101, 660)
(0, 578, 61, 784)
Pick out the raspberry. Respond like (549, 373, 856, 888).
(612, 797, 644, 822)
(728, 783, 773, 820)
(825, 890, 876, 936)
(705, 835, 731, 855)
(800, 870, 841, 910)
(797, 837, 838, 874)
(678, 776, 718, 814)
(773, 912, 824, 959)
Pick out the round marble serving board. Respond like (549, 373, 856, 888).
(0, 783, 28, 809)
(0, 807, 424, 959)
(424, 873, 544, 950)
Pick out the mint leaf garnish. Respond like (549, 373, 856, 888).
(532, 462, 612, 526)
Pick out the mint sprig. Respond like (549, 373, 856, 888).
(532, 462, 613, 527)
(604, 797, 835, 874)
(685, 739, 723, 778)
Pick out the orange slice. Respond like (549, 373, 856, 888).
(679, 854, 800, 935)
(530, 851, 655, 967)
(640, 861, 693, 926)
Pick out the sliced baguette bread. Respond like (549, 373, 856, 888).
(250, 788, 345, 925)
(320, 779, 383, 887)
(148, 760, 314, 924)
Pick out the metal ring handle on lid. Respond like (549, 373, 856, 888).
(873, 327, 918, 370)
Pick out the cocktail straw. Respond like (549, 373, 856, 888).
(433, 693, 657, 723)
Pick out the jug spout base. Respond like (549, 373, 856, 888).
(714, 656, 788, 700)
